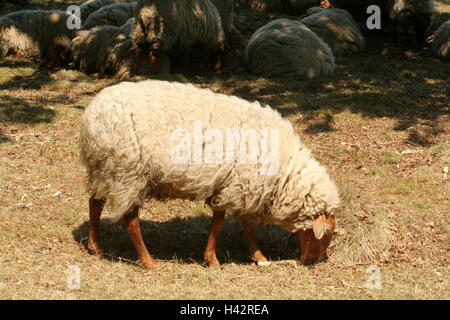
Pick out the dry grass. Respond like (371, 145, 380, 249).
(0, 1, 449, 299)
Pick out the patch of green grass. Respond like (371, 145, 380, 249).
(383, 150, 400, 165)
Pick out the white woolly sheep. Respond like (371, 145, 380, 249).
(245, 19, 335, 79)
(0, 10, 77, 65)
(82, 2, 137, 30)
(132, 0, 225, 71)
(432, 19, 450, 61)
(300, 8, 365, 56)
(71, 22, 169, 78)
(80, 80, 340, 268)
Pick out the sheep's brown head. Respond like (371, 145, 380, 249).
(298, 213, 336, 265)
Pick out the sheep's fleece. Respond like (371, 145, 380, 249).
(71, 22, 169, 78)
(82, 2, 137, 29)
(0, 10, 76, 59)
(210, 0, 234, 33)
(432, 19, 450, 60)
(80, 0, 117, 20)
(425, 12, 450, 42)
(80, 80, 340, 231)
(245, 0, 318, 15)
(80, 0, 137, 20)
(245, 19, 335, 78)
(300, 8, 365, 56)
(132, 0, 225, 52)
(386, 0, 435, 22)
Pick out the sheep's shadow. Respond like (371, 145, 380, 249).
(72, 215, 300, 267)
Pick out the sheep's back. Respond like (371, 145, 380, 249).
(133, 0, 224, 52)
(245, 19, 336, 78)
(81, 80, 300, 211)
(432, 19, 450, 60)
(0, 10, 76, 59)
(82, 2, 137, 29)
(300, 8, 365, 56)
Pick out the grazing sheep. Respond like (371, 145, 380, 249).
(245, 19, 335, 79)
(300, 8, 365, 56)
(80, 79, 340, 268)
(133, 1, 225, 55)
(0, 10, 76, 65)
(82, 2, 137, 29)
(425, 12, 450, 43)
(432, 19, 450, 60)
(132, 0, 225, 72)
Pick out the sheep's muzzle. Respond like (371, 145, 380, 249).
(298, 214, 336, 265)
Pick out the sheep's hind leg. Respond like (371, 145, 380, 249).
(122, 206, 157, 269)
(204, 210, 225, 267)
(243, 222, 268, 263)
(88, 197, 105, 257)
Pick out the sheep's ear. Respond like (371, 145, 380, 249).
(313, 215, 326, 240)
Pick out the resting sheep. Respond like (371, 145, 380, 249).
(425, 12, 450, 44)
(300, 8, 365, 56)
(132, 0, 225, 72)
(82, 2, 137, 30)
(0, 10, 76, 66)
(328, 0, 435, 45)
(71, 22, 169, 78)
(245, 19, 335, 79)
(432, 19, 450, 61)
(79, 80, 340, 268)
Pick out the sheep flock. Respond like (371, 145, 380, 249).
(0, 0, 448, 78)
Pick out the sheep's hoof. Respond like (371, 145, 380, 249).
(204, 258, 220, 268)
(251, 251, 268, 263)
(204, 251, 220, 268)
(140, 259, 158, 270)
(87, 243, 103, 257)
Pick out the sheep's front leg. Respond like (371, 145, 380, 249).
(88, 197, 105, 257)
(204, 210, 225, 267)
(122, 207, 157, 269)
(213, 51, 223, 72)
(243, 223, 268, 263)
